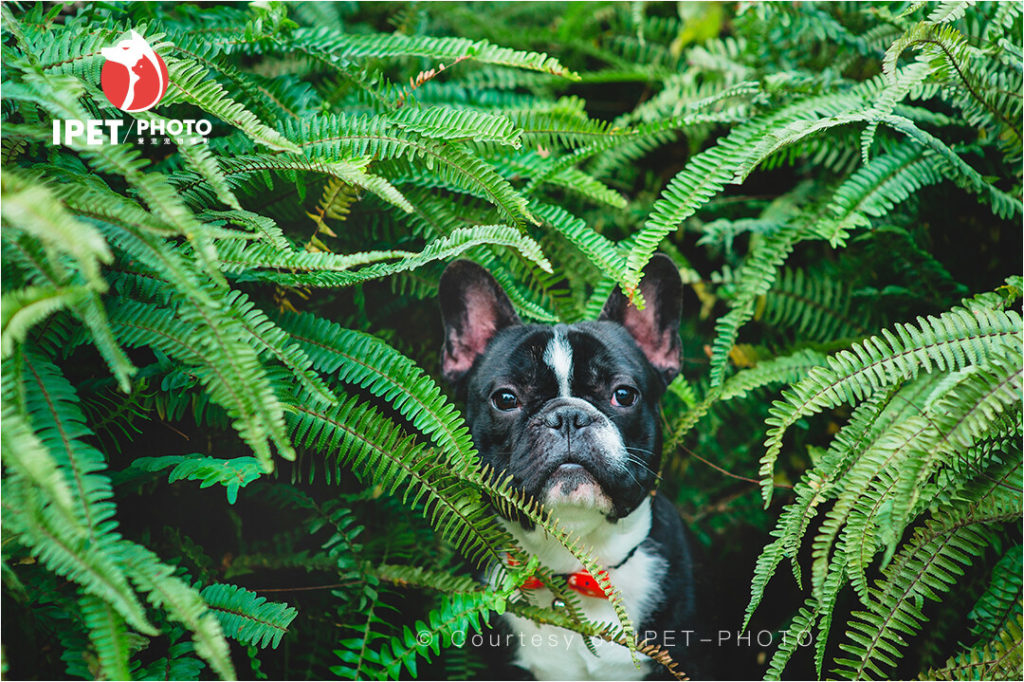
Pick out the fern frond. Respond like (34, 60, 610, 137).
(708, 226, 801, 386)
(118, 543, 235, 680)
(505, 599, 685, 679)
(282, 114, 536, 223)
(762, 267, 866, 342)
(200, 583, 297, 649)
(200, 209, 290, 248)
(289, 383, 638, 656)
(814, 143, 943, 247)
(286, 391, 512, 566)
(720, 348, 828, 402)
(290, 27, 578, 78)
(512, 108, 637, 150)
(1, 474, 156, 638)
(969, 544, 1024, 641)
(1, 286, 92, 359)
(381, 593, 499, 679)
(623, 91, 880, 292)
(17, 351, 117, 535)
(7, 79, 230, 291)
(175, 154, 413, 214)
(833, 468, 1022, 680)
(760, 303, 1022, 504)
(812, 560, 849, 677)
(107, 298, 295, 470)
(373, 563, 492, 596)
(136, 111, 241, 210)
(884, 20, 1022, 150)
(0, 397, 76, 521)
(78, 593, 132, 681)
(877, 113, 1022, 219)
(312, 178, 360, 227)
(530, 202, 627, 284)
(162, 58, 299, 152)
(841, 350, 1022, 602)
(1, 171, 112, 288)
(924, 611, 1024, 680)
(1, 173, 136, 387)
(804, 377, 943, 599)
(219, 225, 551, 287)
(387, 105, 522, 147)
(218, 289, 337, 405)
(276, 312, 477, 472)
(124, 455, 263, 504)
(764, 602, 819, 681)
(134, 636, 207, 680)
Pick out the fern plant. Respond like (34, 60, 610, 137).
(2, 1, 1021, 681)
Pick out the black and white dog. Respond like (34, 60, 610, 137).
(439, 256, 706, 680)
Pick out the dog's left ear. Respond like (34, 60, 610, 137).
(439, 260, 521, 384)
(599, 254, 683, 385)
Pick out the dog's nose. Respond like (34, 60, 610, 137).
(544, 406, 593, 433)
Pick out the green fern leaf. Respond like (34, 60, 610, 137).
(379, 593, 499, 680)
(764, 602, 819, 681)
(291, 28, 578, 78)
(220, 225, 551, 287)
(923, 611, 1024, 680)
(17, 352, 116, 533)
(135, 637, 207, 680)
(174, 154, 413, 214)
(286, 391, 513, 566)
(0, 171, 112, 288)
(814, 144, 943, 247)
(1, 475, 157, 638)
(124, 455, 263, 504)
(1, 286, 92, 359)
(107, 298, 295, 470)
(200, 583, 297, 649)
(708, 226, 800, 386)
(387, 106, 521, 147)
(118, 542, 235, 680)
(624, 92, 874, 292)
(162, 58, 299, 152)
(78, 593, 132, 681)
(276, 312, 478, 472)
(0, 397, 76, 521)
(833, 470, 1021, 680)
(760, 303, 1022, 505)
(721, 348, 828, 402)
(136, 111, 241, 210)
(282, 114, 536, 224)
(968, 545, 1024, 640)
(531, 202, 627, 283)
(805, 377, 943, 600)
(201, 209, 290, 250)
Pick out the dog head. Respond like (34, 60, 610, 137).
(439, 256, 682, 521)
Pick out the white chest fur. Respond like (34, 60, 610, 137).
(497, 498, 665, 681)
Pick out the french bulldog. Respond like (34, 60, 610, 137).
(439, 256, 707, 680)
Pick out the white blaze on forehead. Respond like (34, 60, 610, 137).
(544, 327, 573, 396)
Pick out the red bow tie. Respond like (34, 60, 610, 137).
(506, 554, 610, 599)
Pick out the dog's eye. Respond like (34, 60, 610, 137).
(611, 386, 639, 407)
(491, 390, 520, 411)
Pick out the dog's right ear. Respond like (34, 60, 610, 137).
(439, 260, 521, 384)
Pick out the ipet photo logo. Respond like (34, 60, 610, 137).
(100, 29, 169, 112)
(52, 28, 212, 146)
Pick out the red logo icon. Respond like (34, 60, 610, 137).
(100, 30, 168, 112)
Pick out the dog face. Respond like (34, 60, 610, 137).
(439, 256, 682, 521)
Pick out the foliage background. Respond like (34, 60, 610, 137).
(1, 1, 1021, 680)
